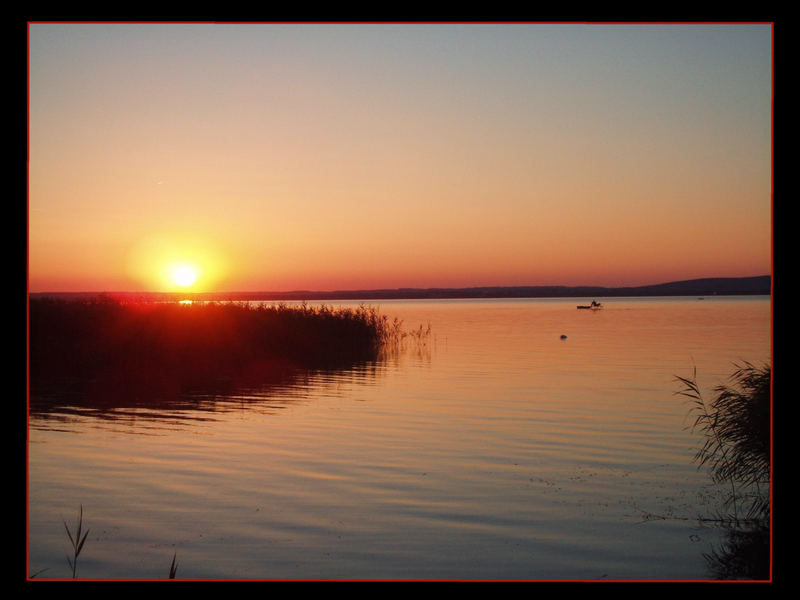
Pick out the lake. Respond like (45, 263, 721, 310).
(27, 295, 771, 580)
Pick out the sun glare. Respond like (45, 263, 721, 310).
(127, 234, 230, 292)
(171, 264, 199, 287)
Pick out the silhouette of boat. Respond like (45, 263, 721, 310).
(577, 300, 603, 310)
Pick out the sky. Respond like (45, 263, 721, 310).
(28, 23, 773, 293)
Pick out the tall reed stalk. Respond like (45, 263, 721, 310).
(63, 505, 90, 579)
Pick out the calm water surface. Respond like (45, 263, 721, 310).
(28, 296, 771, 580)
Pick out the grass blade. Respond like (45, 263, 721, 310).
(169, 552, 178, 579)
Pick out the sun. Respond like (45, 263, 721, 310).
(127, 234, 230, 292)
(169, 263, 199, 288)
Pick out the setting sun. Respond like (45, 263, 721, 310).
(170, 263, 199, 288)
(124, 233, 231, 292)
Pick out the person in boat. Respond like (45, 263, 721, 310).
(577, 300, 603, 309)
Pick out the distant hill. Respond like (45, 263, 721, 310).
(611, 276, 771, 297)
(31, 275, 771, 302)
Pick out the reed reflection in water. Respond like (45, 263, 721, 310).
(30, 362, 391, 434)
(28, 296, 770, 579)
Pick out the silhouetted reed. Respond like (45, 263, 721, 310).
(676, 362, 770, 524)
(168, 552, 178, 579)
(63, 505, 89, 579)
(29, 297, 409, 401)
(675, 362, 771, 579)
(31, 505, 181, 580)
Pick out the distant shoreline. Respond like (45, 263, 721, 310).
(30, 275, 771, 302)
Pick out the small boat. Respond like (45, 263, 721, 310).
(577, 300, 603, 310)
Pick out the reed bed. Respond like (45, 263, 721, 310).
(29, 296, 415, 396)
(676, 362, 771, 524)
(675, 362, 771, 579)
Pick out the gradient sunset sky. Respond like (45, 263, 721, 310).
(28, 23, 772, 293)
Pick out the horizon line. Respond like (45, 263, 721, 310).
(28, 274, 771, 297)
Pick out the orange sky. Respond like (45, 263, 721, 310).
(28, 23, 772, 293)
